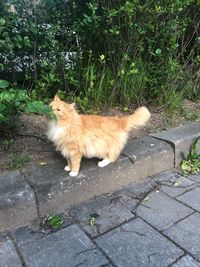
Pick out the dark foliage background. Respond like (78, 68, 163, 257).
(0, 0, 199, 112)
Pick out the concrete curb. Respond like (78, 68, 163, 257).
(1, 122, 200, 232)
(151, 121, 200, 166)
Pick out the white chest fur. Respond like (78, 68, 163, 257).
(47, 121, 65, 143)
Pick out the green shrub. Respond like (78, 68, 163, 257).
(0, 0, 199, 112)
(0, 79, 53, 136)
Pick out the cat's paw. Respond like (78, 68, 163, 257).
(69, 171, 78, 177)
(98, 159, 111, 168)
(64, 165, 71, 172)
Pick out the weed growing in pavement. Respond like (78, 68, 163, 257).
(181, 136, 200, 175)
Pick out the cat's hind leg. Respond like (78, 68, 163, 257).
(98, 158, 112, 167)
(98, 149, 120, 168)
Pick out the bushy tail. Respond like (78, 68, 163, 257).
(123, 106, 151, 132)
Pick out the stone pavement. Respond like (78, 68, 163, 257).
(1, 170, 200, 267)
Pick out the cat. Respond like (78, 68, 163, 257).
(47, 95, 151, 177)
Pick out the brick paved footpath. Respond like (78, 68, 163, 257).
(1, 170, 200, 267)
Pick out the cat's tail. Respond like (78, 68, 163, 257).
(124, 106, 151, 132)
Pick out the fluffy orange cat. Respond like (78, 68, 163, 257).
(47, 95, 151, 176)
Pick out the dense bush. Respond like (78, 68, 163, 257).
(0, 0, 199, 112)
(0, 79, 53, 136)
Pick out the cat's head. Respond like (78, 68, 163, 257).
(49, 95, 76, 120)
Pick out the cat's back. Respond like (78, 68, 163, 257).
(81, 114, 125, 131)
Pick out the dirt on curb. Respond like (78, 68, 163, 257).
(0, 99, 200, 173)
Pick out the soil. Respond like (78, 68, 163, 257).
(0, 99, 200, 173)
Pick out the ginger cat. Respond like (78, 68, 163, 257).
(47, 95, 151, 176)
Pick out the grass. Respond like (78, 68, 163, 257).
(2, 138, 14, 151)
(181, 109, 200, 121)
(7, 153, 30, 170)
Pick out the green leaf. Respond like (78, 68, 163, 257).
(0, 103, 6, 112)
(47, 214, 64, 229)
(0, 89, 28, 102)
(155, 48, 162, 55)
(90, 213, 100, 219)
(89, 213, 100, 227)
(25, 101, 51, 115)
(0, 18, 5, 26)
(0, 113, 6, 122)
(0, 79, 9, 89)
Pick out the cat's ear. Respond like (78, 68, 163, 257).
(54, 95, 61, 101)
(69, 102, 76, 110)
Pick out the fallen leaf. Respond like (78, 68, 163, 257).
(39, 162, 47, 165)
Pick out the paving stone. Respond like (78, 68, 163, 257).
(137, 191, 193, 230)
(69, 195, 134, 237)
(164, 212, 200, 261)
(151, 122, 200, 166)
(27, 136, 173, 216)
(125, 177, 157, 199)
(177, 187, 200, 212)
(108, 190, 139, 212)
(187, 173, 200, 183)
(153, 170, 179, 183)
(96, 218, 183, 267)
(13, 224, 108, 267)
(0, 171, 37, 232)
(0, 235, 22, 267)
(160, 177, 197, 198)
(172, 255, 200, 267)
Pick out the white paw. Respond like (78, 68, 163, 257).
(64, 165, 70, 172)
(98, 159, 111, 168)
(69, 171, 78, 177)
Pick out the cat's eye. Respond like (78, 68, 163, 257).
(57, 108, 60, 111)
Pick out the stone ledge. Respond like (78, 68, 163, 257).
(151, 122, 200, 166)
(26, 136, 174, 216)
(3, 121, 199, 232)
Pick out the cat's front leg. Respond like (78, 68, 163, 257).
(69, 152, 82, 177)
(64, 159, 72, 172)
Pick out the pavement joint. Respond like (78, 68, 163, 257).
(137, 215, 200, 264)
(167, 254, 187, 267)
(8, 233, 27, 267)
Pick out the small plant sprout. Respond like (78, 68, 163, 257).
(42, 214, 64, 230)
(181, 136, 200, 175)
(99, 54, 106, 64)
(89, 213, 100, 227)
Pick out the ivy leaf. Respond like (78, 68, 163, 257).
(0, 113, 6, 122)
(47, 214, 64, 229)
(0, 18, 5, 26)
(25, 100, 51, 115)
(0, 79, 9, 89)
(0, 103, 6, 112)
(155, 48, 162, 55)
